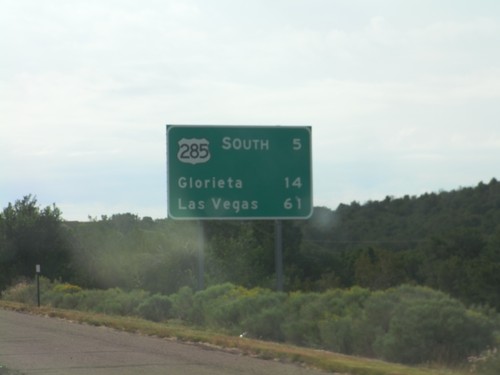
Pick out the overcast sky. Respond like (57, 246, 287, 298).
(2, 0, 500, 220)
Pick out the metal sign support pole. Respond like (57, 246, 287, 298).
(197, 220, 205, 291)
(275, 220, 284, 292)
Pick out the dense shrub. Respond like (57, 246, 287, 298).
(1, 280, 37, 305)
(318, 315, 355, 354)
(470, 349, 500, 375)
(91, 288, 150, 316)
(170, 286, 194, 321)
(166, 283, 496, 365)
(238, 290, 287, 340)
(53, 283, 82, 294)
(368, 286, 496, 364)
(188, 283, 236, 326)
(281, 287, 371, 351)
(136, 294, 172, 322)
(281, 292, 322, 346)
(185, 283, 287, 335)
(2, 280, 498, 366)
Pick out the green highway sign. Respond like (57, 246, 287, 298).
(166, 125, 312, 219)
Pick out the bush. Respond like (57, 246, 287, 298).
(242, 306, 286, 341)
(282, 292, 322, 346)
(239, 290, 287, 340)
(186, 283, 234, 325)
(40, 282, 85, 309)
(1, 277, 53, 305)
(186, 284, 289, 337)
(38, 281, 153, 318)
(3, 279, 497, 366)
(53, 283, 82, 294)
(76, 289, 108, 311)
(1, 280, 36, 304)
(470, 348, 500, 375)
(59, 292, 85, 309)
(282, 287, 371, 350)
(93, 288, 149, 316)
(170, 286, 194, 321)
(371, 286, 496, 364)
(136, 294, 172, 322)
(318, 315, 354, 354)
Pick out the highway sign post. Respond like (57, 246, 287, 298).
(166, 125, 312, 291)
(166, 125, 312, 220)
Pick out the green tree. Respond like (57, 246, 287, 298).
(354, 248, 407, 290)
(0, 195, 73, 289)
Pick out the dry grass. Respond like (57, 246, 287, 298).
(0, 300, 467, 375)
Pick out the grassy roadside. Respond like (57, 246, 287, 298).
(0, 300, 466, 375)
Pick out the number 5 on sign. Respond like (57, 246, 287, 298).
(293, 138, 302, 150)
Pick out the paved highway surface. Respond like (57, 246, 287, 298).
(0, 309, 328, 374)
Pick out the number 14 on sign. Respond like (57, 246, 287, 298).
(285, 177, 303, 189)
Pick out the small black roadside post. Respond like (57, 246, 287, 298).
(36, 264, 41, 307)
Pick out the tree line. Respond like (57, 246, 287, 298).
(1, 178, 500, 310)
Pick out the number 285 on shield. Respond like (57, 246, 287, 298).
(177, 138, 211, 165)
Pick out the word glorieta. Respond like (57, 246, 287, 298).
(178, 176, 243, 189)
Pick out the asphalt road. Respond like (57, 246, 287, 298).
(0, 309, 328, 375)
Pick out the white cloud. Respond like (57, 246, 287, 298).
(2, 1, 500, 218)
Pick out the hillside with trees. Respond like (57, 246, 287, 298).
(3, 180, 500, 367)
(299, 178, 500, 309)
(2, 178, 500, 310)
